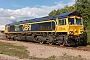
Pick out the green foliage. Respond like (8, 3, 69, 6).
(75, 0, 90, 28)
(62, 52, 67, 56)
(47, 55, 56, 60)
(75, 0, 90, 44)
(48, 5, 75, 16)
(77, 55, 82, 58)
(49, 10, 57, 16)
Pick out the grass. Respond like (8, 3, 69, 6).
(0, 41, 30, 59)
(38, 55, 88, 60)
(54, 55, 88, 60)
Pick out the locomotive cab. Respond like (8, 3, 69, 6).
(68, 16, 87, 45)
(68, 16, 83, 36)
(55, 12, 86, 46)
(4, 25, 9, 33)
(55, 15, 84, 36)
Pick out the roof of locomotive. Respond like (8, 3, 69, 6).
(6, 12, 81, 26)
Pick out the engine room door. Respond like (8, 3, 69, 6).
(39, 22, 51, 31)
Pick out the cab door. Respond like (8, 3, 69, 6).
(55, 18, 68, 33)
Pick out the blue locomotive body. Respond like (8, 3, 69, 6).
(7, 20, 56, 33)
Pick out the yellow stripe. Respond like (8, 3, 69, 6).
(19, 20, 55, 25)
(6, 31, 55, 34)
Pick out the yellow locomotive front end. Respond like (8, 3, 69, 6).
(55, 15, 84, 35)
(55, 12, 87, 46)
(67, 16, 87, 45)
(68, 16, 83, 36)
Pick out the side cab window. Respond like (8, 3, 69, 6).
(58, 19, 66, 25)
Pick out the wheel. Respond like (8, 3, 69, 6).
(15, 36, 18, 41)
(39, 41, 43, 44)
(42, 33, 47, 37)
(37, 38, 43, 44)
(49, 42, 52, 45)
(57, 40, 63, 46)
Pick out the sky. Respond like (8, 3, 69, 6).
(0, 0, 75, 25)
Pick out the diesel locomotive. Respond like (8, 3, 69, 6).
(4, 12, 87, 46)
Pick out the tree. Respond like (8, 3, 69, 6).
(75, 0, 90, 28)
(75, 0, 90, 44)
(48, 10, 57, 16)
(48, 5, 75, 16)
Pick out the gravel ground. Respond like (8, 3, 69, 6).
(0, 40, 90, 60)
(0, 54, 26, 60)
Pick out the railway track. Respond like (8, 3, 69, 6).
(0, 38, 90, 52)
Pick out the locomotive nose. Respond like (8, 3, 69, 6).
(69, 26, 83, 35)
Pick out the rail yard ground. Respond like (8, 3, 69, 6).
(0, 33, 90, 60)
(0, 39, 90, 60)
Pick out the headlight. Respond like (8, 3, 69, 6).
(70, 31, 73, 34)
(80, 31, 84, 34)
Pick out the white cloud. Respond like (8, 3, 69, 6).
(67, 0, 75, 6)
(12, 3, 23, 8)
(10, 16, 16, 20)
(0, 0, 75, 25)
